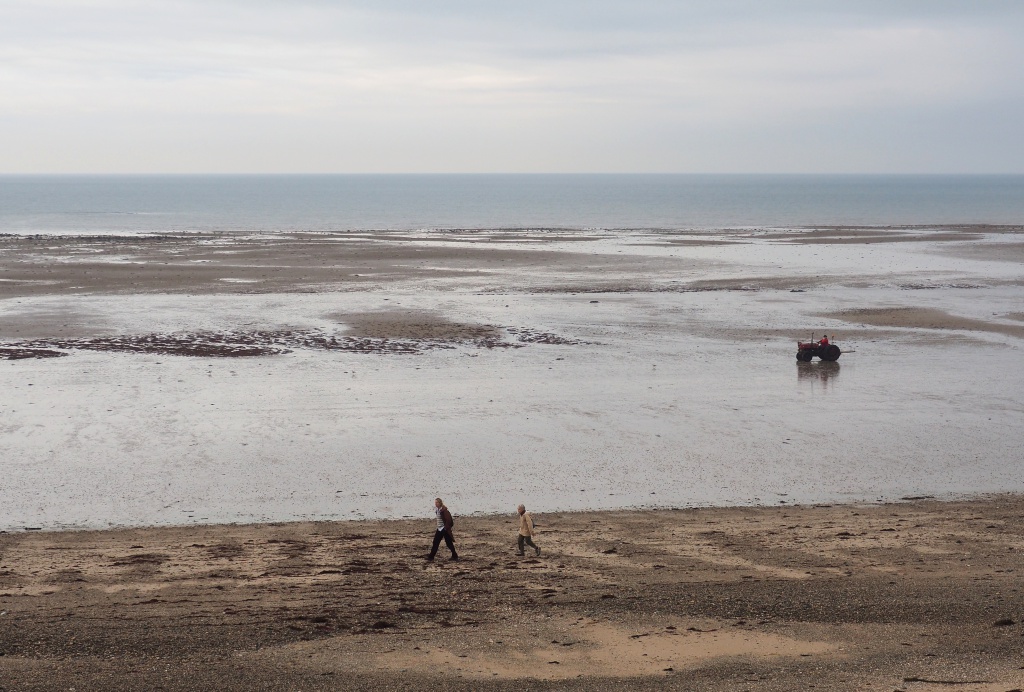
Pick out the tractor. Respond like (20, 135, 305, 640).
(796, 335, 841, 362)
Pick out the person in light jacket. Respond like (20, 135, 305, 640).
(516, 504, 540, 556)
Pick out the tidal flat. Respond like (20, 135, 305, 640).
(1, 225, 1023, 688)
(1, 226, 1022, 529)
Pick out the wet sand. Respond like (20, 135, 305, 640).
(3, 496, 1024, 690)
(826, 307, 1024, 339)
(2, 226, 1024, 530)
(0, 226, 1016, 301)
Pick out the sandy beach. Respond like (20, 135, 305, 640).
(1, 224, 1023, 688)
(3, 496, 1024, 690)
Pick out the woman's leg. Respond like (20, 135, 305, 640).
(443, 530, 458, 559)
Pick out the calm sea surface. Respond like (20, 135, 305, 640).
(1, 174, 1022, 235)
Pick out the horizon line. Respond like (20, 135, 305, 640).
(3, 171, 1024, 177)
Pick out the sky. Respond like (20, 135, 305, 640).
(1, 1, 1023, 174)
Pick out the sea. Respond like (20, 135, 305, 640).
(1, 174, 1022, 235)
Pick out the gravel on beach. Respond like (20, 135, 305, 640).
(3, 497, 1024, 690)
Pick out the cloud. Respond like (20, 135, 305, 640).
(1, 0, 1021, 171)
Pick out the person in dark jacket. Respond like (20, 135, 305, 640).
(427, 497, 458, 561)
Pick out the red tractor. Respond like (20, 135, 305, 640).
(796, 334, 841, 362)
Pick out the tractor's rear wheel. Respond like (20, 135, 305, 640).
(821, 345, 841, 361)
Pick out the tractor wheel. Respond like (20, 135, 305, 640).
(797, 350, 813, 362)
(821, 345, 841, 361)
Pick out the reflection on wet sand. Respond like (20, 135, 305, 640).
(797, 360, 840, 388)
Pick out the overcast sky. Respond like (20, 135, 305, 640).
(2, 1, 1022, 173)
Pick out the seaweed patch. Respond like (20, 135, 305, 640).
(1, 326, 588, 358)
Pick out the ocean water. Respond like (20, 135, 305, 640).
(1, 174, 1022, 235)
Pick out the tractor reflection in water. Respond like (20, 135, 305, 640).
(797, 360, 840, 387)
(796, 333, 841, 362)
